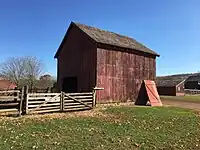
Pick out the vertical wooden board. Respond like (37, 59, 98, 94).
(112, 52, 116, 65)
(112, 65, 116, 78)
(109, 65, 113, 77)
(112, 77, 117, 100)
(98, 64, 103, 76)
(144, 80, 162, 106)
(109, 50, 113, 65)
(124, 78, 128, 101)
(105, 50, 109, 65)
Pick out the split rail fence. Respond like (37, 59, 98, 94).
(0, 86, 96, 116)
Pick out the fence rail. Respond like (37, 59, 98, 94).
(185, 89, 200, 95)
(63, 92, 93, 111)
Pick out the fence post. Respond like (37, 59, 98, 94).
(60, 91, 64, 112)
(92, 87, 104, 107)
(92, 89, 96, 108)
(22, 86, 28, 115)
(18, 87, 24, 117)
(14, 87, 19, 102)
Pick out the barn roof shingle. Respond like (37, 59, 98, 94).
(55, 22, 159, 58)
(75, 22, 159, 56)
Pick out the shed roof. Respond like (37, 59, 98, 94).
(156, 74, 191, 87)
(54, 22, 159, 58)
(185, 75, 200, 82)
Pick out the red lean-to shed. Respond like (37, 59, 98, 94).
(54, 22, 159, 103)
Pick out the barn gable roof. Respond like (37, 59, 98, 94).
(54, 22, 159, 58)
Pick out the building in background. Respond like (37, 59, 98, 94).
(0, 79, 17, 90)
(156, 74, 190, 96)
(185, 74, 200, 90)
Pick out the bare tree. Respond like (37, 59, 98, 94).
(0, 56, 44, 88)
(24, 56, 43, 88)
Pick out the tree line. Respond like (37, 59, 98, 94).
(0, 56, 56, 89)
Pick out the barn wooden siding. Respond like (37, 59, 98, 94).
(57, 26, 96, 92)
(96, 47, 156, 102)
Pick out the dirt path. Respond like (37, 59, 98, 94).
(162, 99, 200, 111)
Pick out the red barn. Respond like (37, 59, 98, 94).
(54, 22, 159, 103)
(0, 79, 17, 90)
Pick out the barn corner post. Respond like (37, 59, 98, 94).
(22, 86, 29, 115)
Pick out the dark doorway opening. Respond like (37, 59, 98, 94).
(62, 77, 78, 93)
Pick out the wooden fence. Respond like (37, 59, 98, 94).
(63, 92, 94, 111)
(0, 86, 96, 116)
(185, 89, 200, 95)
(0, 90, 21, 115)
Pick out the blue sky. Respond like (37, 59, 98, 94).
(0, 0, 199, 76)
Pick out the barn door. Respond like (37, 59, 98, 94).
(62, 77, 78, 93)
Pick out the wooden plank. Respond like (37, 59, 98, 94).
(0, 96, 19, 99)
(64, 99, 93, 103)
(26, 92, 29, 114)
(0, 99, 20, 102)
(28, 93, 60, 96)
(0, 90, 20, 94)
(92, 89, 96, 107)
(28, 100, 60, 104)
(28, 97, 60, 100)
(0, 103, 19, 107)
(64, 105, 92, 110)
(60, 91, 64, 112)
(65, 92, 93, 96)
(28, 106, 60, 111)
(30, 109, 60, 114)
(64, 95, 93, 99)
(64, 107, 90, 112)
(19, 86, 24, 117)
(28, 94, 61, 112)
(0, 108, 18, 112)
(64, 102, 92, 106)
(64, 94, 92, 109)
(64, 105, 92, 109)
(28, 103, 60, 108)
(64, 101, 93, 105)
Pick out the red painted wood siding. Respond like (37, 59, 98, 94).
(96, 48, 156, 102)
(57, 26, 96, 92)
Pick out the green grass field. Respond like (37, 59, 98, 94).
(0, 106, 200, 150)
(161, 95, 200, 102)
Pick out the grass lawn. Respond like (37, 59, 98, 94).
(161, 95, 200, 102)
(0, 106, 200, 150)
